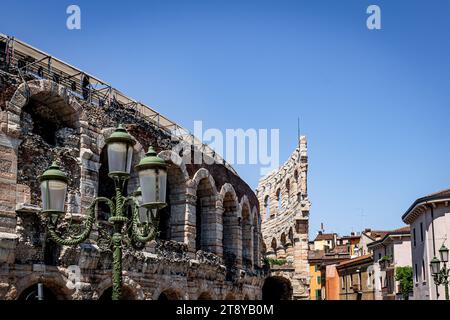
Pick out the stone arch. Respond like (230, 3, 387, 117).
(197, 292, 213, 300)
(158, 288, 182, 300)
(7, 80, 84, 133)
(224, 292, 237, 300)
(285, 178, 291, 204)
(96, 276, 144, 300)
(11, 80, 86, 211)
(280, 233, 287, 246)
(14, 273, 73, 300)
(288, 227, 294, 244)
(276, 188, 282, 213)
(192, 168, 218, 194)
(191, 168, 220, 255)
(252, 206, 260, 268)
(262, 276, 293, 301)
(157, 150, 189, 242)
(219, 183, 241, 268)
(240, 196, 253, 269)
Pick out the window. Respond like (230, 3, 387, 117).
(378, 253, 382, 260)
(415, 264, 418, 282)
(341, 277, 345, 289)
(413, 228, 416, 247)
(420, 222, 424, 242)
(317, 276, 321, 285)
(315, 264, 319, 272)
(422, 259, 426, 282)
(315, 289, 321, 300)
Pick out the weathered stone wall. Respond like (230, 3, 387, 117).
(0, 72, 265, 300)
(256, 137, 310, 300)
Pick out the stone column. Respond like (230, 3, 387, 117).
(0, 131, 21, 264)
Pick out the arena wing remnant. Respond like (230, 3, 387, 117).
(257, 137, 310, 300)
(0, 35, 265, 300)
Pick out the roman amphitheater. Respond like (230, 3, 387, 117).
(257, 137, 311, 300)
(0, 35, 266, 300)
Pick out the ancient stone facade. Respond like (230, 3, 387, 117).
(257, 137, 310, 300)
(0, 38, 265, 300)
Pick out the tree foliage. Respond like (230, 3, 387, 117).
(395, 266, 413, 300)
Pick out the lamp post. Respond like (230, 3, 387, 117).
(430, 244, 449, 300)
(38, 125, 167, 300)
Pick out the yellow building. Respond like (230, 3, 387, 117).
(308, 251, 324, 300)
(313, 232, 337, 251)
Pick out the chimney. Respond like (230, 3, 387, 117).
(364, 228, 371, 233)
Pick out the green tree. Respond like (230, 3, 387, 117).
(395, 266, 413, 300)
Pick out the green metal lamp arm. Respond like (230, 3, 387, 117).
(47, 197, 115, 246)
(128, 197, 158, 243)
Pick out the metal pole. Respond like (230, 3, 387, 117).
(37, 283, 44, 300)
(444, 263, 449, 301)
(112, 231, 123, 300)
(111, 178, 126, 300)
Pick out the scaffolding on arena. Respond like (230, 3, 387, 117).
(0, 33, 236, 175)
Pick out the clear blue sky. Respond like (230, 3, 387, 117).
(2, 0, 450, 236)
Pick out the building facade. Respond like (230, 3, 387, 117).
(402, 188, 450, 300)
(0, 35, 266, 300)
(367, 227, 411, 300)
(336, 254, 375, 300)
(257, 137, 311, 300)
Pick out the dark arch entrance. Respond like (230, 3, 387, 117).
(98, 287, 136, 300)
(158, 289, 181, 300)
(18, 284, 58, 300)
(262, 276, 293, 301)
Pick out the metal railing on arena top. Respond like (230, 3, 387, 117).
(0, 34, 237, 175)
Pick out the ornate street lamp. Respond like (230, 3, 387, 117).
(38, 125, 167, 300)
(430, 244, 449, 300)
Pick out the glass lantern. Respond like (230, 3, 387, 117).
(439, 244, 449, 263)
(430, 257, 441, 275)
(133, 187, 154, 224)
(135, 147, 167, 210)
(39, 162, 68, 224)
(105, 124, 135, 178)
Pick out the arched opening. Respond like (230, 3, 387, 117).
(253, 211, 260, 267)
(243, 294, 250, 300)
(198, 292, 213, 300)
(241, 203, 253, 269)
(195, 178, 217, 253)
(264, 195, 270, 220)
(17, 90, 80, 206)
(18, 283, 58, 300)
(281, 233, 286, 247)
(98, 287, 136, 300)
(158, 289, 181, 300)
(276, 189, 282, 213)
(271, 238, 277, 255)
(97, 146, 116, 220)
(288, 227, 294, 244)
(224, 293, 236, 300)
(157, 182, 171, 240)
(222, 192, 239, 268)
(158, 161, 187, 241)
(285, 179, 290, 204)
(262, 276, 293, 301)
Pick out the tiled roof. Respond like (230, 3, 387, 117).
(308, 250, 325, 260)
(427, 188, 450, 197)
(402, 187, 450, 222)
(336, 254, 373, 269)
(314, 233, 335, 241)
